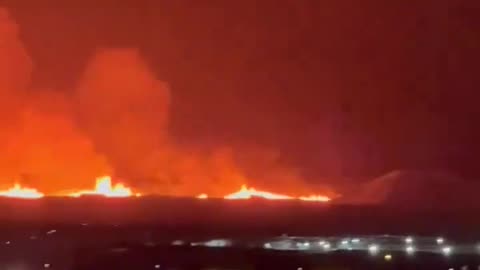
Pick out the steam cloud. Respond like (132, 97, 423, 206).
(0, 8, 330, 197)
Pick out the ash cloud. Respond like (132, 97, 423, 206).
(0, 8, 110, 193)
(0, 8, 329, 197)
(74, 48, 171, 186)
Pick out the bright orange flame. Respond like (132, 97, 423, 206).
(0, 178, 329, 202)
(299, 195, 331, 202)
(0, 184, 44, 199)
(197, 185, 331, 202)
(196, 193, 208, 199)
(224, 185, 294, 200)
(68, 176, 137, 198)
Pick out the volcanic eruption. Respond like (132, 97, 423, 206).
(0, 7, 333, 201)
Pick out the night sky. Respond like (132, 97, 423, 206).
(3, 0, 480, 184)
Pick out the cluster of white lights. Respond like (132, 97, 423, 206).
(296, 242, 310, 249)
(257, 235, 480, 262)
(316, 240, 331, 250)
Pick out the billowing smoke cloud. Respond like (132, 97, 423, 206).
(0, 8, 31, 92)
(75, 48, 171, 186)
(0, 8, 111, 193)
(0, 8, 30, 140)
(0, 8, 331, 197)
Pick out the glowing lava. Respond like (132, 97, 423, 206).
(196, 185, 332, 202)
(0, 179, 329, 201)
(0, 184, 44, 199)
(196, 193, 208, 199)
(68, 176, 137, 198)
(299, 195, 331, 202)
(224, 185, 294, 200)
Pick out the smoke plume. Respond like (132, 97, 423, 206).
(0, 8, 111, 193)
(0, 8, 329, 197)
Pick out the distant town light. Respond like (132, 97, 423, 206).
(368, 244, 379, 254)
(405, 237, 413, 244)
(171, 240, 184, 246)
(203, 239, 230, 247)
(442, 246, 452, 256)
(406, 246, 415, 254)
(384, 254, 392, 261)
(437, 237, 444, 244)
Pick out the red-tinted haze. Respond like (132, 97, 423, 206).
(0, 7, 333, 198)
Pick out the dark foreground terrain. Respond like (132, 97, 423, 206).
(0, 197, 479, 269)
(1, 196, 479, 237)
